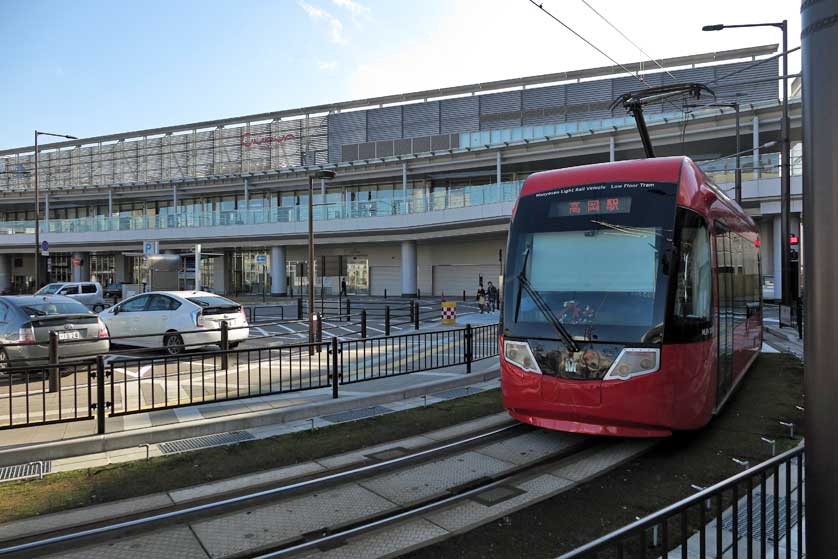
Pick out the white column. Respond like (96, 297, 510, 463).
(0, 254, 10, 293)
(72, 252, 90, 283)
(609, 136, 616, 162)
(271, 246, 287, 296)
(243, 177, 249, 210)
(400, 240, 417, 297)
(194, 243, 201, 291)
(752, 116, 760, 178)
(44, 193, 49, 228)
(172, 182, 177, 211)
(108, 189, 113, 217)
(402, 163, 408, 213)
(496, 151, 502, 187)
(773, 215, 783, 300)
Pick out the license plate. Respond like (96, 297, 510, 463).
(58, 330, 81, 341)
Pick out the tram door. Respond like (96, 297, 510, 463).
(714, 225, 735, 402)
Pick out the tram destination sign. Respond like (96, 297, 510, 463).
(552, 195, 632, 217)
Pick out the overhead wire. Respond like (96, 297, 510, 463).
(578, 0, 677, 81)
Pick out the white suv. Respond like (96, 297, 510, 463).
(99, 291, 249, 354)
(36, 282, 107, 312)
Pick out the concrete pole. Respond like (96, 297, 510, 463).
(772, 215, 783, 301)
(72, 252, 89, 283)
(44, 192, 49, 229)
(271, 245, 287, 296)
(108, 189, 113, 217)
(802, 2, 838, 554)
(402, 163, 408, 213)
(400, 240, 417, 297)
(609, 136, 616, 162)
(243, 177, 249, 211)
(0, 254, 10, 293)
(496, 151, 502, 187)
(780, 19, 791, 305)
(172, 182, 177, 212)
(194, 243, 201, 291)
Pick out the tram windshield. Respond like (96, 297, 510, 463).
(504, 181, 678, 343)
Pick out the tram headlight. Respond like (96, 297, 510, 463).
(503, 340, 542, 374)
(603, 348, 660, 380)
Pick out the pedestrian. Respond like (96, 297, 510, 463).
(341, 278, 347, 296)
(487, 281, 498, 312)
(477, 287, 487, 314)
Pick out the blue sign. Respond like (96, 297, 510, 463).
(41, 240, 48, 252)
(256, 255, 267, 264)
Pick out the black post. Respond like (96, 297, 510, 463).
(414, 301, 420, 330)
(346, 299, 351, 322)
(338, 297, 343, 321)
(96, 355, 106, 434)
(316, 312, 323, 343)
(331, 336, 339, 399)
(417, 288, 421, 299)
(361, 308, 367, 338)
(384, 288, 387, 299)
(220, 321, 229, 370)
(409, 301, 414, 323)
(465, 323, 473, 375)
(297, 297, 303, 320)
(385, 305, 390, 336)
(48, 330, 59, 393)
(463, 289, 466, 302)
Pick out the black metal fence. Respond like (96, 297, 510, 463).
(559, 445, 805, 559)
(1, 323, 499, 431)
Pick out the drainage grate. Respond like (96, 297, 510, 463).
(432, 387, 473, 400)
(722, 494, 798, 542)
(0, 461, 52, 483)
(158, 431, 255, 455)
(365, 447, 410, 461)
(321, 406, 392, 424)
(471, 484, 527, 507)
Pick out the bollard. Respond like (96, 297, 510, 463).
(417, 288, 421, 299)
(220, 321, 229, 370)
(409, 301, 415, 323)
(414, 301, 420, 330)
(331, 337, 339, 399)
(96, 355, 106, 434)
(316, 312, 323, 345)
(465, 323, 473, 374)
(361, 309, 367, 338)
(297, 297, 303, 320)
(463, 289, 466, 302)
(385, 306, 391, 336)
(346, 299, 351, 323)
(384, 288, 388, 299)
(48, 331, 60, 393)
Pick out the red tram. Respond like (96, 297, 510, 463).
(500, 157, 762, 437)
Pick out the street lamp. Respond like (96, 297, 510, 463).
(307, 169, 336, 346)
(34, 130, 78, 290)
(703, 20, 792, 305)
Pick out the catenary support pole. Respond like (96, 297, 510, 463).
(802, 1, 838, 556)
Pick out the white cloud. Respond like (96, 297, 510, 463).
(298, 1, 346, 44)
(331, 0, 368, 18)
(318, 60, 338, 71)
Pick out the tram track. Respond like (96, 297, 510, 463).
(0, 418, 652, 559)
(0, 420, 528, 558)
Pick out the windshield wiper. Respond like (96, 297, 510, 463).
(513, 248, 579, 353)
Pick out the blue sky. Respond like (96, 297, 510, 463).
(0, 0, 800, 150)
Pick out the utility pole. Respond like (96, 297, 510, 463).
(802, 1, 838, 555)
(306, 170, 336, 346)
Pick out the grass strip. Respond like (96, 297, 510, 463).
(0, 389, 502, 524)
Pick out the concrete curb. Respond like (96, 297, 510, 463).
(0, 366, 500, 468)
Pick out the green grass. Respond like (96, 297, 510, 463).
(0, 389, 503, 524)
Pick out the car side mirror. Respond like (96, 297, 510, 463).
(112, 307, 120, 315)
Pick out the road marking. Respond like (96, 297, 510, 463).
(366, 325, 385, 334)
(125, 364, 151, 379)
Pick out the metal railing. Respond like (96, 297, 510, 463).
(0, 322, 499, 431)
(560, 444, 805, 559)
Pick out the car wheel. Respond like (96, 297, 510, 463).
(163, 333, 184, 355)
(92, 304, 104, 313)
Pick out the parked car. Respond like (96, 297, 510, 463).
(0, 295, 110, 370)
(98, 291, 249, 355)
(35, 282, 107, 312)
(103, 282, 125, 300)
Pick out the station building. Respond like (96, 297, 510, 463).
(0, 44, 801, 299)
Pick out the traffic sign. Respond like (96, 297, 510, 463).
(256, 255, 267, 264)
(41, 240, 48, 252)
(72, 258, 81, 266)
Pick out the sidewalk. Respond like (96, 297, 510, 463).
(0, 358, 500, 469)
(764, 325, 804, 361)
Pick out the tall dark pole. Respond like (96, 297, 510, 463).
(307, 175, 315, 345)
(780, 19, 792, 305)
(34, 132, 40, 290)
(802, 1, 838, 555)
(734, 102, 742, 204)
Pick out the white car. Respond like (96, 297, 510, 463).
(99, 291, 249, 355)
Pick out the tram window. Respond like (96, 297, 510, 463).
(668, 209, 712, 341)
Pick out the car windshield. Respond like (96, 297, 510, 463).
(21, 301, 91, 316)
(36, 284, 63, 295)
(504, 181, 678, 343)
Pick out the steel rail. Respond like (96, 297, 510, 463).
(0, 423, 522, 556)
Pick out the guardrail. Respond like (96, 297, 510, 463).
(0, 322, 499, 431)
(559, 444, 805, 559)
